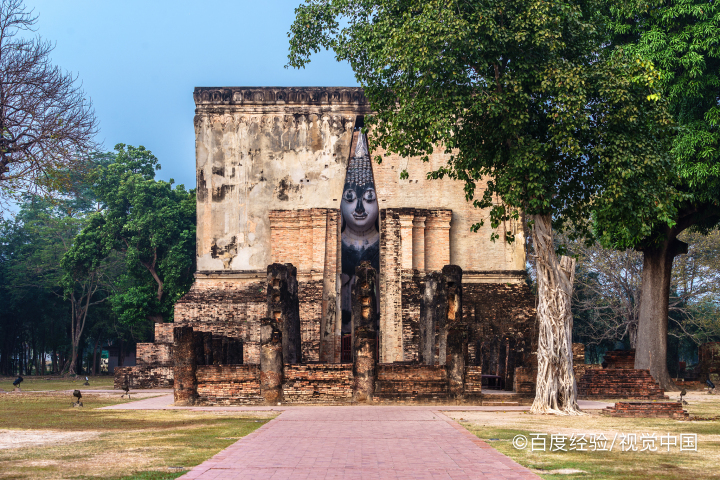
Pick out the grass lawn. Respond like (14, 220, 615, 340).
(447, 392, 720, 480)
(0, 375, 117, 392)
(0, 392, 274, 479)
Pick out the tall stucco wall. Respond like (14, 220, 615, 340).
(193, 87, 525, 275)
(194, 87, 369, 272)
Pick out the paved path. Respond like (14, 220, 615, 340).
(103, 396, 611, 479)
(101, 394, 610, 412)
(179, 407, 540, 480)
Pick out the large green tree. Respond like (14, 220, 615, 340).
(289, 0, 675, 413)
(64, 144, 196, 335)
(598, 0, 720, 389)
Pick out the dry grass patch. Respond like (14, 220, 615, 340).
(0, 393, 274, 480)
(446, 394, 720, 480)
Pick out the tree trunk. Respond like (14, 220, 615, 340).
(635, 235, 687, 391)
(530, 214, 582, 415)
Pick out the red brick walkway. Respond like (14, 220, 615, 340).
(178, 406, 540, 480)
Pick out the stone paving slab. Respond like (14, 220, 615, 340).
(178, 407, 540, 480)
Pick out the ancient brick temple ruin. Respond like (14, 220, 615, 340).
(115, 87, 539, 404)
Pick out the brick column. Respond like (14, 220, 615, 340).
(320, 209, 340, 363)
(259, 319, 283, 404)
(399, 214, 414, 270)
(353, 261, 378, 402)
(379, 210, 403, 362)
(173, 326, 197, 405)
(412, 216, 426, 271)
(424, 212, 452, 271)
(446, 326, 466, 397)
(311, 209, 327, 274)
(267, 263, 301, 364)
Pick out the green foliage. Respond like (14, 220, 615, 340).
(599, 0, 720, 245)
(288, 0, 677, 244)
(64, 144, 196, 327)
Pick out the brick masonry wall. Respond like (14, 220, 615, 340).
(196, 365, 262, 405)
(174, 279, 265, 364)
(192, 363, 353, 405)
(578, 369, 667, 400)
(137, 343, 172, 366)
(463, 283, 536, 365)
(465, 365, 483, 395)
(155, 323, 174, 343)
(283, 364, 353, 403)
(114, 366, 174, 389)
(299, 281, 322, 362)
(374, 364, 449, 399)
(401, 271, 421, 363)
(603, 402, 688, 418)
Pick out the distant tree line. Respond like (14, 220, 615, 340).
(0, 146, 195, 376)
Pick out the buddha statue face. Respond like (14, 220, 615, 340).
(341, 184, 378, 235)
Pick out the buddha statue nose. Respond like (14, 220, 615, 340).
(355, 196, 366, 214)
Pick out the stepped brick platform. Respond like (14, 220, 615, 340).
(578, 368, 667, 399)
(603, 402, 688, 418)
(603, 350, 635, 369)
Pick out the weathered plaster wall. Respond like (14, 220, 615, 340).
(193, 87, 525, 275)
(194, 87, 369, 272)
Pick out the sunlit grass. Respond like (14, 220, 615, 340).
(0, 375, 116, 392)
(0, 393, 274, 479)
(448, 392, 720, 480)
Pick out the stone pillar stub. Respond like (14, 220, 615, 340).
(443, 265, 466, 397)
(267, 263, 301, 364)
(352, 261, 377, 402)
(173, 326, 197, 405)
(259, 318, 284, 404)
(419, 272, 443, 366)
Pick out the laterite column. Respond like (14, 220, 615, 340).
(352, 261, 378, 402)
(267, 263, 301, 364)
(259, 318, 284, 404)
(173, 326, 197, 405)
(443, 265, 465, 397)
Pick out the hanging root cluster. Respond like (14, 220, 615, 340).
(530, 214, 585, 416)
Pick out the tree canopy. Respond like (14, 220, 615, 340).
(289, 0, 677, 413)
(594, 0, 720, 389)
(64, 144, 196, 331)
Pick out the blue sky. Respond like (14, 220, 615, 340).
(25, 0, 358, 188)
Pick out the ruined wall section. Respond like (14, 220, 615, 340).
(173, 276, 266, 364)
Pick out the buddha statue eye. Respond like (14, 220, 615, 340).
(363, 189, 376, 202)
(343, 190, 356, 202)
